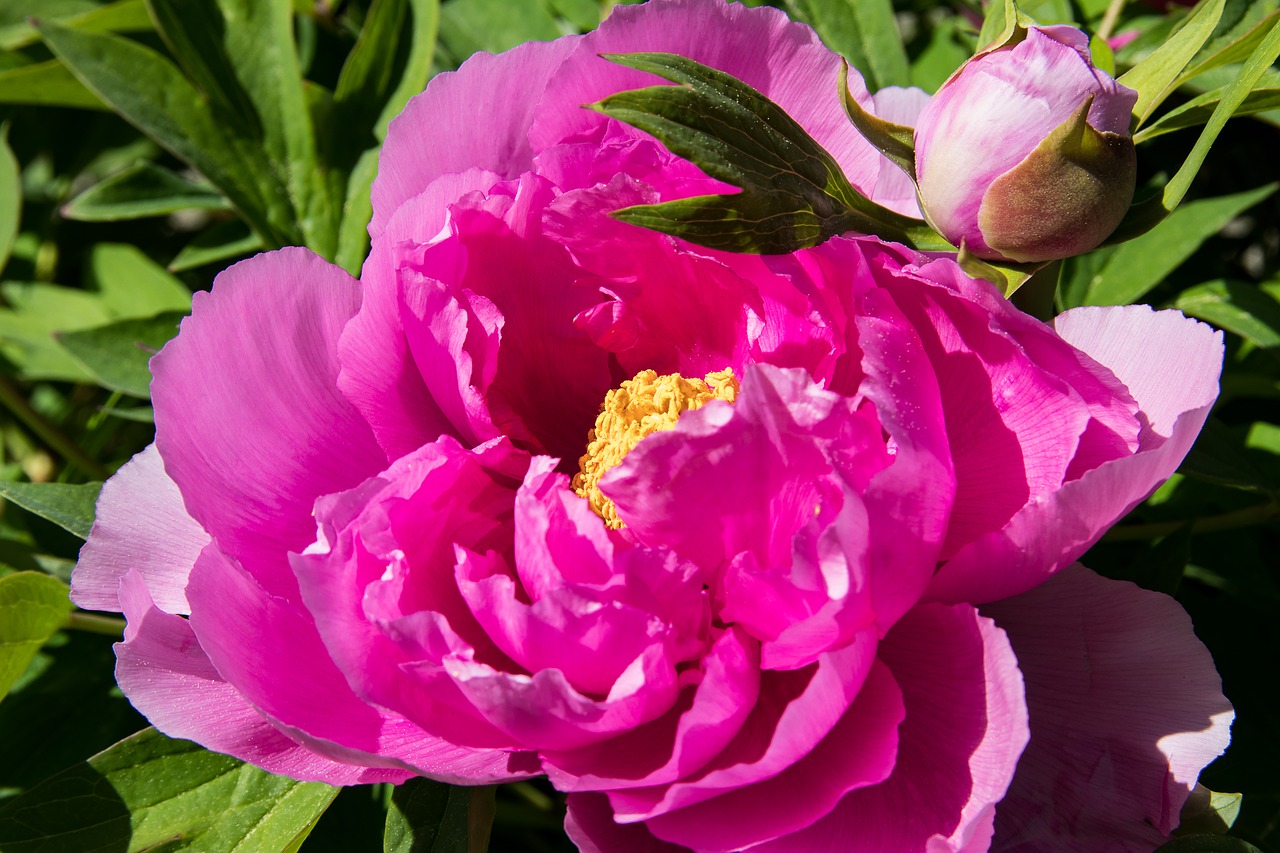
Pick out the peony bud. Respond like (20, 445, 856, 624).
(914, 25, 1139, 263)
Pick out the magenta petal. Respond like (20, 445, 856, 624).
(114, 571, 410, 785)
(151, 248, 387, 599)
(643, 660, 904, 852)
(565, 792, 688, 853)
(186, 542, 535, 783)
(73, 444, 208, 615)
(754, 603, 1028, 852)
(370, 38, 580, 236)
(928, 306, 1222, 604)
(983, 565, 1233, 851)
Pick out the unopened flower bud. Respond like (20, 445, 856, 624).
(914, 25, 1138, 263)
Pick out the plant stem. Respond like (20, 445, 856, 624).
(1096, 0, 1127, 43)
(66, 611, 126, 637)
(1102, 501, 1280, 541)
(0, 374, 108, 479)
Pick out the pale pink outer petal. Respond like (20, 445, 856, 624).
(370, 39, 580, 236)
(983, 565, 1234, 852)
(113, 571, 410, 785)
(531, 0, 883, 199)
(72, 444, 209, 615)
(150, 248, 387, 600)
(927, 306, 1223, 604)
(753, 603, 1028, 853)
(185, 543, 538, 784)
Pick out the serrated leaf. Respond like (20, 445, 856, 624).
(593, 52, 944, 254)
(86, 243, 192, 316)
(169, 218, 262, 271)
(384, 779, 476, 853)
(0, 59, 107, 110)
(1175, 279, 1280, 348)
(0, 480, 100, 539)
(783, 0, 910, 91)
(1119, 0, 1227, 124)
(1154, 835, 1262, 853)
(0, 125, 18, 276)
(56, 311, 185, 398)
(0, 572, 72, 702)
(0, 727, 339, 852)
(63, 162, 229, 221)
(1135, 87, 1280, 143)
(37, 19, 297, 247)
(1083, 184, 1276, 306)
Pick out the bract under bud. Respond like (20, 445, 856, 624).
(914, 25, 1139, 263)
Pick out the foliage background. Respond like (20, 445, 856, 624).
(0, 0, 1276, 850)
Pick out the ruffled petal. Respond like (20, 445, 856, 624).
(73, 444, 209, 615)
(151, 248, 387, 599)
(983, 565, 1233, 851)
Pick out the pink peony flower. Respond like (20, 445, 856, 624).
(73, 1, 1231, 850)
(914, 25, 1139, 263)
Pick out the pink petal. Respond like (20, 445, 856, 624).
(150, 248, 387, 600)
(114, 571, 411, 785)
(753, 603, 1028, 852)
(73, 444, 209, 615)
(370, 38, 580, 236)
(868, 86, 930, 218)
(983, 565, 1233, 851)
(565, 792, 687, 853)
(927, 306, 1223, 604)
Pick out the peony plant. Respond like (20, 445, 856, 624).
(56, 0, 1245, 851)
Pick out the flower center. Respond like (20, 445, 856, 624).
(573, 368, 739, 529)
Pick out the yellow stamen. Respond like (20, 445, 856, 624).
(573, 368, 739, 528)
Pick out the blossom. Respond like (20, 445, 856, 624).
(73, 1, 1231, 850)
(914, 25, 1138, 263)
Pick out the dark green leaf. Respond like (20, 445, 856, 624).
(0, 480, 101, 539)
(385, 780, 488, 853)
(334, 0, 411, 139)
(1180, 418, 1280, 497)
(1175, 279, 1280, 348)
(37, 19, 298, 247)
(169, 217, 263, 272)
(1154, 835, 1262, 852)
(1136, 88, 1280, 143)
(0, 60, 107, 110)
(56, 310, 186, 398)
(1084, 184, 1276, 306)
(1119, 0, 1227, 124)
(783, 0, 910, 91)
(0, 727, 339, 852)
(592, 52, 944, 254)
(0, 573, 72, 702)
(376, 0, 441, 140)
(62, 162, 230, 221)
(0, 125, 18, 276)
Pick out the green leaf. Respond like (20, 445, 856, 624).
(909, 16, 973, 92)
(1180, 4, 1280, 84)
(1135, 87, 1280, 143)
(0, 480, 101, 539)
(169, 217, 263, 271)
(1119, 0, 1227, 124)
(0, 59, 107, 110)
(334, 0, 411, 141)
(1175, 279, 1280, 348)
(85, 243, 192, 316)
(335, 147, 380, 276)
(56, 311, 185, 398)
(0, 125, 18, 277)
(1178, 784, 1244, 835)
(1179, 417, 1280, 497)
(0, 0, 152, 51)
(36, 19, 298, 248)
(783, 0, 910, 91)
(592, 52, 944, 254)
(0, 573, 72, 703)
(0, 282, 110, 381)
(0, 727, 339, 852)
(1083, 184, 1276, 306)
(376, 0, 441, 140)
(1154, 835, 1262, 853)
(62, 161, 230, 221)
(384, 779, 477, 853)
(837, 61, 915, 180)
(437, 0, 559, 68)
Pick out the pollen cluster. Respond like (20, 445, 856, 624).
(573, 368, 739, 529)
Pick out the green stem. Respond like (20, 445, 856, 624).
(0, 374, 108, 479)
(1102, 501, 1279, 542)
(66, 611, 126, 637)
(1096, 0, 1127, 43)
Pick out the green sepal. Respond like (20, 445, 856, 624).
(957, 240, 1044, 297)
(592, 52, 947, 255)
(837, 60, 916, 182)
(1176, 784, 1243, 836)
